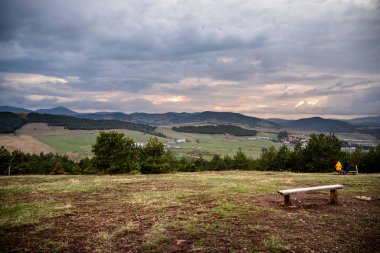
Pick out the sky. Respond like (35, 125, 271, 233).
(0, 0, 379, 119)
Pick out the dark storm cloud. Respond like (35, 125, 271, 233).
(0, 0, 379, 118)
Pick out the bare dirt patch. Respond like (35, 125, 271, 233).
(0, 134, 55, 154)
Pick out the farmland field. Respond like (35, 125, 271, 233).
(34, 129, 169, 160)
(1, 123, 281, 160)
(2, 123, 378, 161)
(158, 127, 281, 159)
(1, 172, 379, 252)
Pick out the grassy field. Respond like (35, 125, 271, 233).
(4, 124, 378, 162)
(158, 127, 281, 159)
(1, 172, 379, 252)
(34, 129, 170, 160)
(31, 126, 281, 160)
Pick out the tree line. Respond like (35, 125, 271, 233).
(0, 112, 156, 133)
(172, 125, 257, 136)
(1, 132, 379, 175)
(0, 147, 79, 175)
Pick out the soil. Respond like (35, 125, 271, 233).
(0, 134, 55, 154)
(1, 180, 379, 253)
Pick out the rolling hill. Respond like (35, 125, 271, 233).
(283, 117, 356, 132)
(76, 111, 278, 128)
(0, 106, 33, 113)
(36, 107, 79, 115)
(0, 112, 27, 133)
(0, 106, 379, 139)
(346, 116, 380, 127)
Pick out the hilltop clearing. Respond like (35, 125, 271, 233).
(1, 172, 379, 252)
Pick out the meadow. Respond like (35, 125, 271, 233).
(158, 127, 280, 159)
(1, 171, 379, 252)
(34, 129, 169, 160)
(31, 125, 281, 160)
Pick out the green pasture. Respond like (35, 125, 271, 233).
(35, 133, 96, 157)
(34, 129, 170, 159)
(159, 127, 282, 159)
(34, 128, 282, 160)
(1, 172, 379, 252)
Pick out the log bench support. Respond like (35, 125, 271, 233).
(284, 194, 292, 206)
(329, 189, 338, 204)
(278, 184, 344, 206)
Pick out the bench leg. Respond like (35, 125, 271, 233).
(284, 195, 292, 206)
(329, 189, 338, 204)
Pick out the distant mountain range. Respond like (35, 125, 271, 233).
(36, 107, 78, 115)
(0, 106, 277, 128)
(0, 106, 33, 113)
(345, 116, 380, 127)
(283, 117, 356, 132)
(1, 106, 379, 138)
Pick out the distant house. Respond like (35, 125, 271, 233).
(176, 139, 186, 144)
(135, 142, 146, 147)
(282, 136, 309, 147)
(164, 141, 181, 150)
(249, 137, 270, 141)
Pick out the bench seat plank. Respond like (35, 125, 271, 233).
(278, 184, 343, 195)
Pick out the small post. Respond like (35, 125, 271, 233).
(329, 189, 338, 204)
(284, 194, 292, 206)
(8, 166, 10, 176)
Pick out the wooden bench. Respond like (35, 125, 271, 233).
(347, 165, 359, 175)
(278, 184, 344, 206)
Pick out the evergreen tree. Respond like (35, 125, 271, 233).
(0, 146, 11, 175)
(303, 134, 341, 172)
(210, 154, 227, 171)
(233, 148, 250, 170)
(258, 146, 277, 171)
(290, 143, 305, 172)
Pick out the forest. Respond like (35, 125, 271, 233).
(0, 112, 156, 133)
(172, 124, 258, 136)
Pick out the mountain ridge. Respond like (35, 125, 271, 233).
(0, 106, 33, 113)
(36, 107, 79, 115)
(0, 106, 379, 138)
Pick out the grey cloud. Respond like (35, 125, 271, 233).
(0, 0, 379, 118)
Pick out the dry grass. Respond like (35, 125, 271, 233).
(0, 134, 55, 154)
(1, 172, 379, 252)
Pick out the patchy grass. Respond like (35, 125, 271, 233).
(261, 235, 288, 252)
(127, 189, 197, 209)
(213, 201, 253, 218)
(0, 172, 379, 252)
(0, 201, 71, 229)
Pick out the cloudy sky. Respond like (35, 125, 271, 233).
(0, 0, 379, 119)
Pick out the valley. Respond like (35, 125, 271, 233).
(1, 122, 378, 162)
